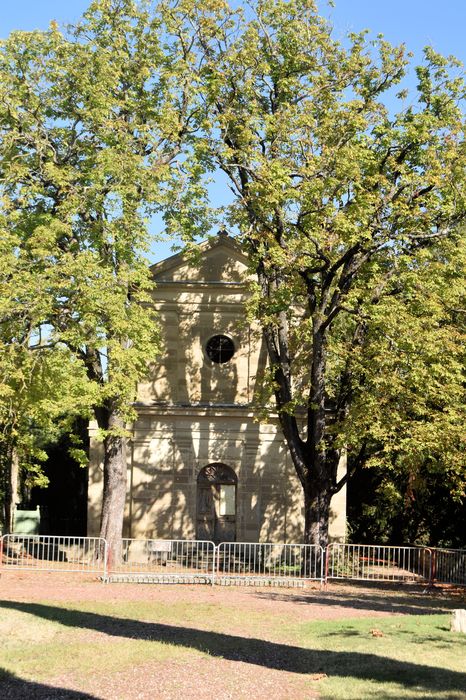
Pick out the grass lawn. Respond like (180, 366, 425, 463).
(290, 615, 466, 699)
(0, 580, 465, 699)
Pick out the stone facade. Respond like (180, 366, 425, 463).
(87, 234, 346, 543)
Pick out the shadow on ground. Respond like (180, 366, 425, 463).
(253, 582, 463, 616)
(0, 668, 99, 699)
(1, 600, 465, 697)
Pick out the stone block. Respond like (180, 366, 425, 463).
(451, 609, 466, 634)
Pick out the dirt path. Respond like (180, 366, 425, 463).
(1, 570, 461, 617)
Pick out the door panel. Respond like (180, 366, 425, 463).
(197, 464, 237, 544)
(215, 484, 236, 542)
(214, 514, 236, 543)
(196, 485, 216, 541)
(219, 484, 235, 515)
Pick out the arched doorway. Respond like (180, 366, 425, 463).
(196, 463, 237, 543)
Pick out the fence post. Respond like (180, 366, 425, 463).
(211, 543, 216, 587)
(324, 544, 330, 588)
(428, 547, 436, 586)
(105, 540, 112, 583)
(217, 542, 222, 584)
(0, 534, 4, 575)
(101, 538, 106, 582)
(318, 546, 324, 588)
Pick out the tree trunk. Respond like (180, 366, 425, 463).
(255, 262, 343, 554)
(3, 446, 19, 533)
(99, 407, 127, 566)
(303, 479, 332, 550)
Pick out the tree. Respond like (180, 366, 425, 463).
(187, 0, 466, 546)
(0, 0, 206, 552)
(0, 345, 92, 533)
(0, 225, 94, 531)
(345, 231, 466, 547)
(348, 460, 466, 548)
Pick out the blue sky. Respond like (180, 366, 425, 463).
(2, 0, 465, 60)
(1, 1, 465, 261)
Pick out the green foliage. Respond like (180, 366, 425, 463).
(0, 0, 209, 528)
(348, 459, 466, 548)
(184, 0, 466, 542)
(0, 228, 96, 506)
(0, 0, 464, 541)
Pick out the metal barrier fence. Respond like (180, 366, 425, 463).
(0, 534, 107, 578)
(216, 542, 323, 585)
(1, 534, 465, 587)
(430, 548, 466, 586)
(325, 543, 432, 583)
(107, 538, 216, 584)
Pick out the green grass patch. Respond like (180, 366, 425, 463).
(290, 615, 466, 699)
(0, 603, 203, 683)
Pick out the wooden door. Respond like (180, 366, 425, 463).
(197, 464, 237, 544)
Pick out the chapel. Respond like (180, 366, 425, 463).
(87, 233, 346, 543)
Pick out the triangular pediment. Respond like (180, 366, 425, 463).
(151, 233, 250, 284)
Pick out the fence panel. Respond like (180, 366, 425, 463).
(326, 543, 431, 583)
(430, 548, 466, 586)
(0, 534, 107, 578)
(3, 535, 463, 587)
(216, 542, 323, 586)
(107, 538, 216, 584)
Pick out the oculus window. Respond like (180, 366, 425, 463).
(205, 335, 235, 364)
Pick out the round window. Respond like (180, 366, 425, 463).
(205, 335, 235, 364)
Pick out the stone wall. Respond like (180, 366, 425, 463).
(87, 236, 347, 543)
